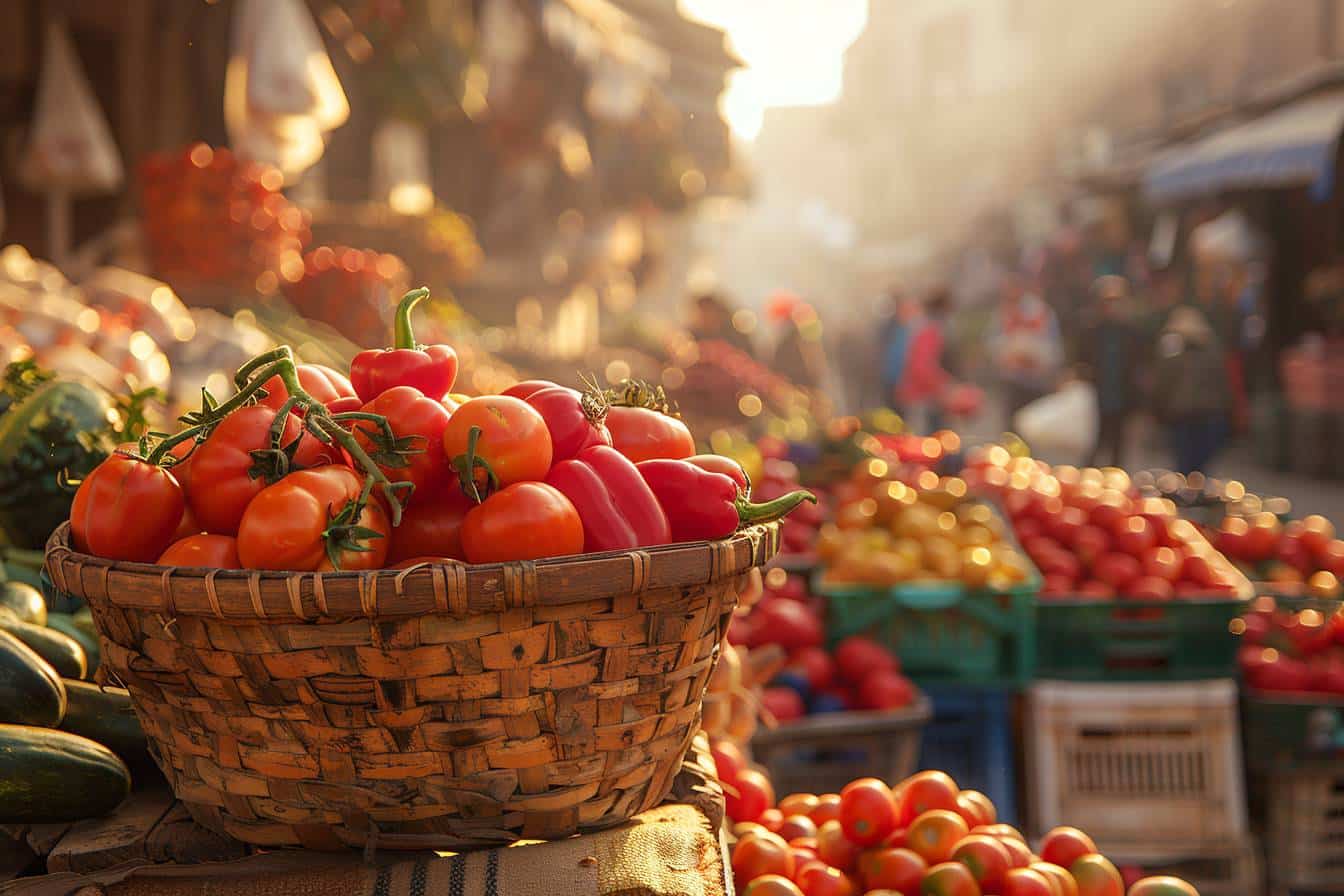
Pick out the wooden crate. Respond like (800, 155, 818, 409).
(1025, 679, 1247, 844)
(1101, 836, 1262, 896)
(1262, 762, 1344, 893)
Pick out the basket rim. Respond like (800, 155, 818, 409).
(43, 521, 780, 621)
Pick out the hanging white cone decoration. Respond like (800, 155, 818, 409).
(224, 0, 349, 181)
(18, 20, 124, 266)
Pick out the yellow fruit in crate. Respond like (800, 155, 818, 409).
(1308, 571, 1342, 599)
(838, 498, 879, 531)
(892, 502, 941, 539)
(957, 524, 996, 548)
(869, 550, 917, 586)
(710, 643, 742, 694)
(893, 538, 924, 571)
(816, 524, 848, 562)
(872, 481, 915, 522)
(921, 479, 967, 510)
(957, 502, 993, 525)
(923, 536, 961, 579)
(992, 554, 1030, 585)
(960, 546, 995, 587)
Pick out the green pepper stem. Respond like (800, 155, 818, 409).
(393, 287, 431, 350)
(735, 489, 816, 527)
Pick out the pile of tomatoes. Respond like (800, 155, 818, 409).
(282, 246, 410, 345)
(962, 450, 1242, 601)
(68, 290, 813, 572)
(714, 744, 1198, 896)
(1213, 511, 1344, 598)
(1238, 595, 1344, 695)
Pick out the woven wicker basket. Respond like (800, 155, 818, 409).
(44, 522, 778, 851)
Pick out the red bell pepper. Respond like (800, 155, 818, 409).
(636, 459, 814, 543)
(349, 287, 459, 402)
(686, 454, 750, 496)
(546, 446, 670, 551)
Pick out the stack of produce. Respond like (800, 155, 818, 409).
(757, 457, 828, 565)
(0, 568, 149, 823)
(68, 288, 815, 571)
(1238, 595, 1344, 694)
(1212, 511, 1344, 597)
(669, 339, 819, 431)
(717, 755, 1200, 896)
(281, 245, 410, 344)
(816, 469, 1034, 592)
(138, 143, 310, 294)
(763, 632, 917, 720)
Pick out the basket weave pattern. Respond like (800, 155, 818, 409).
(44, 523, 778, 850)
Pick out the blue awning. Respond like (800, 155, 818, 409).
(1144, 91, 1344, 203)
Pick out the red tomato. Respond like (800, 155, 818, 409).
(858, 846, 925, 892)
(1039, 827, 1096, 871)
(605, 405, 695, 463)
(1046, 506, 1089, 544)
(502, 380, 562, 400)
(326, 395, 363, 415)
(385, 486, 471, 564)
(776, 815, 817, 844)
(525, 386, 612, 462)
(742, 874, 804, 896)
(906, 810, 969, 865)
(1302, 514, 1336, 555)
(1093, 553, 1141, 590)
(1088, 493, 1132, 531)
(1002, 867, 1055, 896)
(1128, 576, 1174, 600)
(998, 835, 1034, 868)
(955, 791, 996, 827)
(256, 363, 356, 412)
(157, 534, 240, 568)
(920, 860, 981, 896)
(350, 386, 451, 499)
(442, 396, 553, 493)
(188, 405, 337, 535)
(751, 599, 825, 652)
(1071, 525, 1111, 565)
(763, 687, 807, 723)
(1142, 546, 1183, 582)
(793, 864, 856, 896)
(1037, 548, 1083, 582)
(173, 504, 202, 541)
(1077, 580, 1116, 599)
(1030, 862, 1077, 896)
(1321, 539, 1344, 579)
(809, 794, 843, 827)
(789, 647, 837, 691)
(760, 809, 785, 832)
(898, 771, 960, 824)
(71, 452, 185, 562)
(713, 740, 748, 788)
(839, 778, 898, 847)
(970, 823, 1025, 842)
(460, 482, 583, 563)
(1111, 516, 1157, 555)
(790, 843, 819, 871)
(727, 768, 776, 824)
(835, 636, 899, 682)
(237, 465, 390, 571)
(780, 793, 821, 818)
(1243, 512, 1282, 562)
(858, 672, 915, 711)
(816, 819, 863, 870)
(1069, 854, 1124, 896)
(951, 833, 1011, 891)
(1125, 876, 1199, 896)
(733, 831, 794, 885)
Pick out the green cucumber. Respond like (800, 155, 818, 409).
(59, 680, 151, 768)
(0, 630, 64, 727)
(45, 614, 99, 677)
(0, 725, 130, 822)
(0, 582, 45, 626)
(0, 618, 86, 680)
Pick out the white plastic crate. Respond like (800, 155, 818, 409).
(1102, 836, 1262, 896)
(1025, 679, 1246, 843)
(1263, 762, 1344, 893)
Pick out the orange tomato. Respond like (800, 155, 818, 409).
(839, 777, 898, 846)
(999, 836, 1034, 868)
(858, 846, 925, 892)
(1002, 867, 1055, 896)
(898, 771, 960, 824)
(920, 860, 981, 896)
(1070, 854, 1124, 896)
(809, 794, 843, 827)
(777, 815, 818, 843)
(236, 466, 389, 571)
(793, 863, 857, 896)
(1029, 862, 1077, 896)
(951, 834, 1011, 892)
(157, 533, 240, 568)
(605, 405, 695, 464)
(1039, 827, 1097, 872)
(955, 790, 997, 827)
(906, 810, 969, 864)
(742, 874, 804, 896)
(759, 808, 785, 832)
(816, 819, 863, 871)
(733, 831, 794, 885)
(1126, 876, 1199, 896)
(726, 768, 776, 825)
(780, 794, 821, 817)
(972, 823, 1026, 842)
(442, 396, 552, 493)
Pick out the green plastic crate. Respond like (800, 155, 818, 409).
(1242, 693, 1344, 770)
(1035, 595, 1250, 681)
(818, 578, 1038, 686)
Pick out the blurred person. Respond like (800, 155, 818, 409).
(991, 273, 1062, 426)
(895, 287, 954, 434)
(1151, 306, 1232, 475)
(688, 291, 754, 356)
(1077, 276, 1140, 468)
(879, 287, 917, 414)
(766, 292, 829, 393)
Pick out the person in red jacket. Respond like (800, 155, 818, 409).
(896, 288, 953, 433)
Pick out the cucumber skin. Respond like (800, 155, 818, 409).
(0, 725, 130, 822)
(45, 614, 99, 677)
(0, 617, 86, 680)
(0, 630, 64, 727)
(59, 680, 152, 768)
